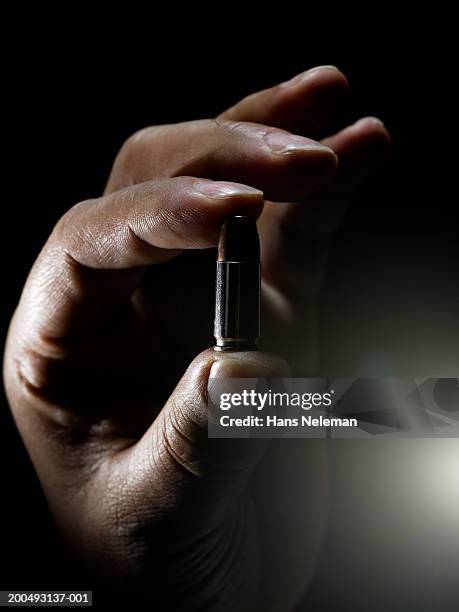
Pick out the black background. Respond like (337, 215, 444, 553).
(1, 12, 457, 607)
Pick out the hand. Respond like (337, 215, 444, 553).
(3, 66, 389, 610)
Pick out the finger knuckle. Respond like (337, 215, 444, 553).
(114, 125, 173, 184)
(156, 393, 209, 479)
(53, 199, 103, 261)
(211, 117, 248, 137)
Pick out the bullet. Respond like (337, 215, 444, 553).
(214, 216, 260, 351)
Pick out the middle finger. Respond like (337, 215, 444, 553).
(106, 119, 338, 202)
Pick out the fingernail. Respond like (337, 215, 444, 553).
(209, 354, 291, 379)
(355, 116, 386, 129)
(194, 180, 263, 198)
(265, 131, 335, 155)
(280, 65, 341, 88)
(209, 359, 247, 380)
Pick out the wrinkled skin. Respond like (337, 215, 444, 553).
(3, 66, 389, 611)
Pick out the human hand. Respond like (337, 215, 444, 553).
(3, 66, 389, 610)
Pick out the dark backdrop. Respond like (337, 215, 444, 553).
(1, 13, 457, 607)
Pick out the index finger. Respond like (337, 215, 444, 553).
(12, 177, 264, 342)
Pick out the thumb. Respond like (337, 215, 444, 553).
(129, 348, 290, 531)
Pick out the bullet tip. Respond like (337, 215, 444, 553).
(217, 216, 260, 262)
